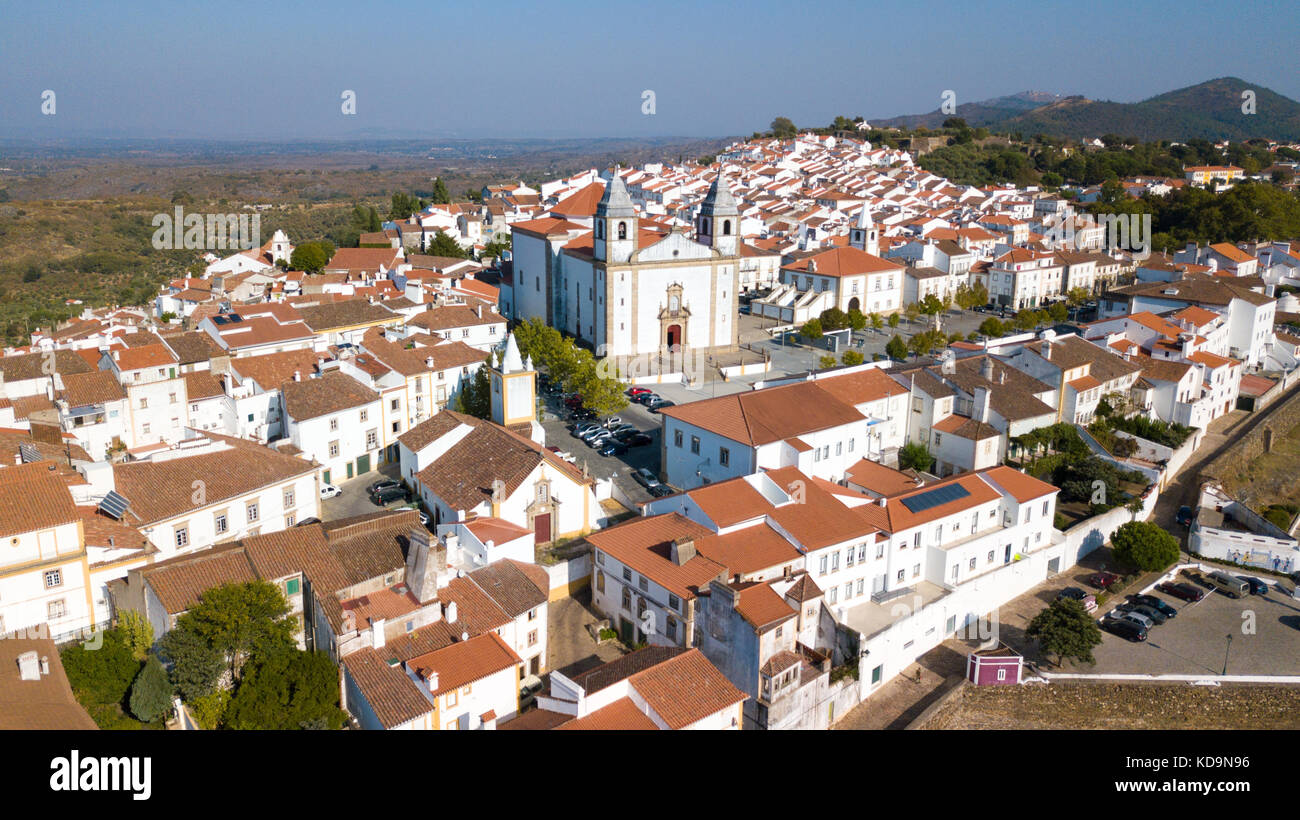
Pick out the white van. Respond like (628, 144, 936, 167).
(1207, 570, 1248, 599)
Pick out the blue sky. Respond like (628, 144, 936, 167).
(2, 0, 1298, 140)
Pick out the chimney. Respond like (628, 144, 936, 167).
(974, 386, 991, 423)
(424, 669, 440, 693)
(40, 656, 49, 675)
(476, 305, 483, 318)
(16, 651, 40, 681)
(1043, 342, 1052, 360)
(670, 537, 697, 566)
(370, 617, 386, 650)
(293, 370, 301, 382)
(445, 600, 458, 624)
(980, 357, 994, 381)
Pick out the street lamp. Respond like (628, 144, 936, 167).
(1222, 634, 1233, 676)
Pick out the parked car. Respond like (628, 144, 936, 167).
(1118, 602, 1167, 625)
(1115, 609, 1154, 629)
(519, 675, 545, 712)
(1090, 571, 1120, 589)
(571, 422, 600, 438)
(1183, 570, 1216, 590)
(1130, 594, 1177, 618)
(295, 517, 321, 527)
(1157, 581, 1205, 602)
(621, 432, 653, 447)
(583, 431, 614, 447)
(320, 484, 341, 500)
(647, 399, 675, 413)
(564, 394, 584, 409)
(1056, 587, 1097, 612)
(370, 485, 408, 505)
(635, 392, 661, 406)
(1176, 505, 1195, 527)
(368, 478, 400, 495)
(1102, 617, 1148, 642)
(597, 440, 629, 457)
(626, 386, 653, 397)
(631, 468, 662, 490)
(569, 407, 597, 422)
(1239, 576, 1269, 596)
(602, 417, 625, 429)
(1206, 570, 1248, 598)
(647, 484, 675, 498)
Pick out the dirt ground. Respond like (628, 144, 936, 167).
(1219, 413, 1300, 510)
(922, 681, 1300, 730)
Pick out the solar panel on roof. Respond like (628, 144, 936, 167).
(900, 483, 970, 514)
(18, 442, 41, 464)
(98, 490, 131, 520)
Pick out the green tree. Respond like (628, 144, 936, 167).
(118, 609, 154, 661)
(869, 312, 884, 331)
(223, 648, 347, 731)
(174, 580, 295, 683)
(1047, 302, 1069, 323)
(159, 623, 225, 701)
(431, 177, 451, 205)
(800, 317, 823, 340)
(1066, 287, 1091, 306)
(1110, 520, 1180, 571)
(979, 317, 1005, 338)
(452, 363, 492, 419)
(1027, 599, 1103, 667)
(846, 309, 867, 331)
(129, 655, 173, 723)
(188, 689, 231, 730)
(918, 294, 945, 321)
(574, 364, 629, 417)
(771, 117, 797, 139)
(481, 235, 512, 261)
(426, 230, 467, 258)
(887, 313, 900, 329)
(818, 354, 837, 370)
(904, 302, 921, 325)
(819, 307, 849, 331)
(885, 334, 907, 361)
(898, 441, 934, 472)
(841, 350, 864, 366)
(61, 628, 141, 706)
(289, 243, 329, 274)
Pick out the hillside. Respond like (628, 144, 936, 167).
(999, 78, 1300, 141)
(874, 91, 1063, 130)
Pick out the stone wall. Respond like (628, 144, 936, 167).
(1200, 381, 1300, 485)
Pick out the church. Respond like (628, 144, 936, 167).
(508, 172, 741, 366)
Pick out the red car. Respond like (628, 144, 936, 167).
(564, 394, 584, 409)
(1157, 581, 1205, 602)
(626, 387, 653, 397)
(1090, 571, 1120, 589)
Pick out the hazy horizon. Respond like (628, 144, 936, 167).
(3, 0, 1299, 141)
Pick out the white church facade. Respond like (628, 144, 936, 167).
(509, 173, 742, 364)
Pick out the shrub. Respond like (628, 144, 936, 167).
(129, 656, 173, 723)
(841, 350, 864, 366)
(1110, 521, 1180, 571)
(898, 441, 934, 472)
(62, 628, 141, 707)
(188, 689, 232, 730)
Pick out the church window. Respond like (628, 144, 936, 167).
(617, 222, 627, 240)
(596, 222, 603, 239)
(722, 220, 731, 235)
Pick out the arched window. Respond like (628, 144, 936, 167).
(595, 221, 603, 239)
(723, 220, 731, 236)
(617, 221, 627, 240)
(700, 219, 710, 235)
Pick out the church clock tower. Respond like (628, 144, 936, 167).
(593, 169, 638, 263)
(696, 172, 740, 257)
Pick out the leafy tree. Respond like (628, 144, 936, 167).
(919, 293, 945, 317)
(1047, 302, 1069, 323)
(887, 313, 900, 329)
(223, 648, 347, 731)
(129, 655, 173, 723)
(978, 317, 1005, 338)
(481, 235, 512, 261)
(771, 117, 797, 139)
(118, 609, 154, 661)
(389, 192, 420, 220)
(841, 350, 864, 366)
(431, 178, 451, 205)
(61, 628, 141, 706)
(819, 307, 849, 331)
(818, 354, 838, 370)
(574, 364, 628, 417)
(903, 302, 921, 324)
(1066, 287, 1091, 306)
(869, 312, 883, 331)
(188, 689, 231, 730)
(452, 363, 492, 419)
(898, 441, 934, 472)
(846, 309, 867, 331)
(425, 230, 467, 258)
(289, 242, 331, 274)
(159, 622, 225, 701)
(885, 334, 908, 361)
(174, 580, 295, 683)
(1027, 599, 1103, 667)
(800, 318, 823, 339)
(1110, 521, 1180, 571)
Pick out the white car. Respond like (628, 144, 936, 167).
(320, 484, 341, 500)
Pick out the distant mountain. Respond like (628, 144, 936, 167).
(875, 79, 1300, 142)
(873, 91, 1064, 130)
(998, 78, 1300, 141)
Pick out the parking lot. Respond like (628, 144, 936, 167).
(1086, 576, 1300, 676)
(539, 387, 667, 508)
(320, 461, 421, 522)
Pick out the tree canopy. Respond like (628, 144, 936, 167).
(1027, 599, 1103, 667)
(1110, 520, 1180, 571)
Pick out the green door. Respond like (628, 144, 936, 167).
(356, 454, 370, 475)
(323, 470, 331, 485)
(619, 617, 634, 645)
(346, 462, 354, 480)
